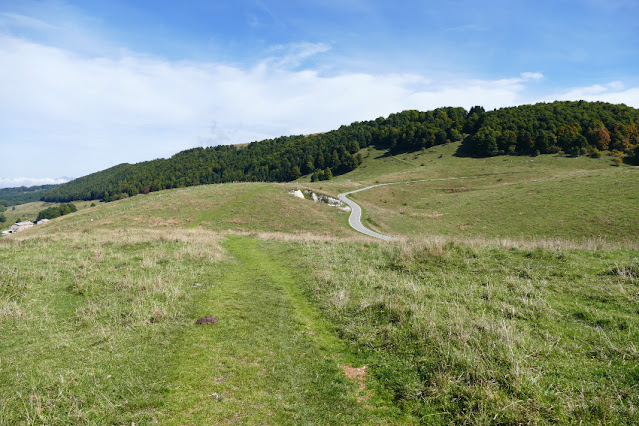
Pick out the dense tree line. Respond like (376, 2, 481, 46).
(468, 101, 639, 157)
(42, 102, 638, 202)
(42, 107, 465, 202)
(0, 184, 59, 207)
(36, 203, 77, 221)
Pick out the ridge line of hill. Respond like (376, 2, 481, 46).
(41, 101, 639, 203)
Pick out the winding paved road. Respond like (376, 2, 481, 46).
(338, 177, 470, 241)
(338, 184, 397, 241)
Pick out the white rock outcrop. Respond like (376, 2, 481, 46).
(288, 188, 350, 212)
(289, 189, 305, 199)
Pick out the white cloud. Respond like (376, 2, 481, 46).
(548, 81, 639, 106)
(1, 34, 637, 183)
(0, 12, 59, 31)
(0, 177, 69, 189)
(521, 72, 544, 81)
(0, 34, 546, 179)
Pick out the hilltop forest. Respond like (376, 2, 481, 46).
(42, 101, 639, 203)
(0, 184, 59, 208)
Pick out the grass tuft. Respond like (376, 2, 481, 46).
(0, 267, 28, 302)
(611, 258, 639, 279)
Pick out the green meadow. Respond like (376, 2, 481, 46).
(1, 143, 637, 424)
(1, 201, 95, 228)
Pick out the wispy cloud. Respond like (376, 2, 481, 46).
(549, 82, 639, 106)
(0, 177, 69, 189)
(251, 0, 288, 30)
(2, 31, 637, 181)
(264, 42, 331, 68)
(0, 2, 117, 57)
(0, 12, 59, 31)
(520, 72, 544, 81)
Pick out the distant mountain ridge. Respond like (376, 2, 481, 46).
(42, 101, 639, 203)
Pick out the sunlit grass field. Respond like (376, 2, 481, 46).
(25, 183, 352, 238)
(315, 142, 639, 243)
(1, 142, 637, 423)
(2, 229, 637, 424)
(349, 167, 639, 242)
(1, 200, 95, 229)
(295, 237, 638, 423)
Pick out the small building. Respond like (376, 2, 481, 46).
(10, 221, 34, 233)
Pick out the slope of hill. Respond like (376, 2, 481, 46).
(1, 109, 638, 424)
(324, 141, 639, 243)
(34, 182, 354, 237)
(41, 101, 639, 203)
(0, 200, 94, 229)
(23, 140, 639, 244)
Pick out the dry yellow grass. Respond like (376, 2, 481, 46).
(5, 227, 226, 260)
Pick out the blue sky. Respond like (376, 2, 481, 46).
(1, 0, 638, 187)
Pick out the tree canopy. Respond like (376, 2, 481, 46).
(36, 203, 77, 221)
(0, 184, 59, 207)
(41, 101, 639, 202)
(467, 101, 639, 157)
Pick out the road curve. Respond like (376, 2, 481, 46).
(338, 185, 395, 241)
(338, 177, 471, 241)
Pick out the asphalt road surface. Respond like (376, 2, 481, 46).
(338, 177, 471, 241)
(338, 184, 396, 241)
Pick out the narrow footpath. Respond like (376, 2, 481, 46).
(165, 236, 371, 424)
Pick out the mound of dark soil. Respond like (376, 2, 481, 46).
(195, 315, 218, 325)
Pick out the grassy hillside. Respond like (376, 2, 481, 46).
(294, 237, 639, 423)
(334, 140, 615, 184)
(25, 142, 637, 244)
(25, 183, 353, 238)
(1, 227, 637, 423)
(351, 167, 638, 242)
(41, 101, 639, 203)
(314, 142, 638, 243)
(1, 140, 637, 424)
(0, 230, 390, 424)
(1, 200, 95, 230)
